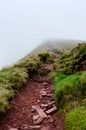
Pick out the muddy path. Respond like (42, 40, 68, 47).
(0, 73, 64, 130)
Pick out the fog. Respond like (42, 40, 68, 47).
(0, 0, 86, 68)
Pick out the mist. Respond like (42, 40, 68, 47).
(0, 0, 86, 68)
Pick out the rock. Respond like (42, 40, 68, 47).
(46, 106, 57, 114)
(31, 108, 35, 112)
(29, 125, 41, 129)
(33, 115, 40, 121)
(37, 100, 40, 103)
(41, 93, 47, 97)
(40, 103, 48, 108)
(40, 89, 47, 96)
(32, 105, 47, 118)
(49, 116, 54, 123)
(48, 101, 55, 106)
(9, 128, 18, 130)
(43, 82, 48, 86)
(33, 117, 43, 125)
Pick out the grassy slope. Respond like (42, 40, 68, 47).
(0, 52, 53, 114)
(51, 43, 86, 130)
(0, 42, 86, 129)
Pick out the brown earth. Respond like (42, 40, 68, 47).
(0, 65, 65, 130)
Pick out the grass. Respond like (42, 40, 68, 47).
(65, 106, 86, 130)
(38, 51, 54, 63)
(0, 55, 39, 113)
(0, 51, 54, 114)
(53, 43, 86, 75)
(0, 66, 28, 113)
(54, 72, 86, 112)
(0, 42, 86, 129)
(51, 43, 86, 129)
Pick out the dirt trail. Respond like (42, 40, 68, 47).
(0, 70, 64, 130)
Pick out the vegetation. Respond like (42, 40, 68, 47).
(0, 42, 86, 129)
(38, 51, 54, 63)
(54, 72, 86, 112)
(65, 106, 86, 130)
(51, 43, 86, 129)
(0, 52, 54, 114)
(53, 43, 86, 74)
(0, 67, 28, 113)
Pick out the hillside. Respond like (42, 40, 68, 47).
(0, 42, 86, 130)
(51, 43, 86, 130)
(29, 39, 84, 56)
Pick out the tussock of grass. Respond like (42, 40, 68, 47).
(0, 88, 14, 112)
(15, 56, 42, 77)
(38, 51, 54, 63)
(0, 67, 28, 113)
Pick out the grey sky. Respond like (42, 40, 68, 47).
(0, 0, 86, 68)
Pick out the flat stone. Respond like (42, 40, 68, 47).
(49, 101, 55, 104)
(31, 108, 35, 112)
(9, 128, 18, 130)
(40, 103, 48, 108)
(33, 117, 43, 125)
(48, 101, 55, 106)
(46, 106, 57, 114)
(29, 125, 41, 129)
(32, 105, 47, 118)
(40, 89, 47, 95)
(33, 115, 40, 121)
(43, 82, 48, 86)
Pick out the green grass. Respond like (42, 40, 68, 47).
(51, 43, 86, 129)
(0, 55, 39, 113)
(0, 51, 54, 114)
(54, 72, 86, 112)
(53, 43, 86, 75)
(0, 66, 28, 113)
(65, 106, 86, 130)
(38, 51, 54, 63)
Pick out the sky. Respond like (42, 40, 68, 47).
(0, 0, 86, 68)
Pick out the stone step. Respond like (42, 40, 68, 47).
(29, 125, 41, 129)
(32, 105, 47, 118)
(46, 106, 57, 114)
(33, 117, 43, 125)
